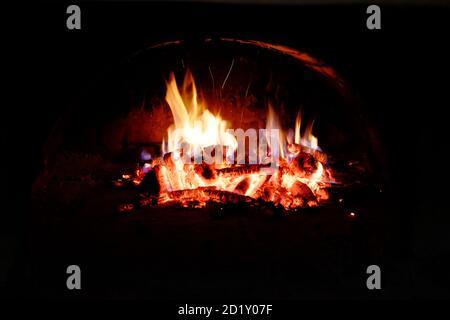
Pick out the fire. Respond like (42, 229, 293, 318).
(162, 72, 238, 159)
(119, 71, 334, 211)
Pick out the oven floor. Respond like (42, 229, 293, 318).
(27, 179, 410, 299)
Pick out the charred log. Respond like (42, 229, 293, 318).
(216, 163, 272, 177)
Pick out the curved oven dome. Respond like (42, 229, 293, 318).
(38, 38, 382, 208)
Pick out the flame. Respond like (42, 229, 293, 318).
(265, 104, 286, 160)
(163, 71, 238, 159)
(302, 120, 319, 150)
(294, 111, 301, 145)
(292, 111, 319, 151)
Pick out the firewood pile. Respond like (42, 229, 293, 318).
(115, 142, 334, 212)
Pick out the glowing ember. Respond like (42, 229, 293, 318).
(120, 71, 335, 211)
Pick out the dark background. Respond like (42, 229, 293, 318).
(2, 1, 450, 300)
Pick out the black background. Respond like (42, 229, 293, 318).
(3, 1, 450, 301)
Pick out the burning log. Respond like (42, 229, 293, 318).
(289, 151, 323, 178)
(194, 163, 217, 181)
(290, 181, 317, 202)
(216, 163, 272, 177)
(234, 177, 251, 195)
(167, 187, 214, 203)
(152, 164, 172, 194)
(288, 143, 327, 163)
(164, 187, 255, 205)
(163, 152, 185, 190)
(261, 185, 275, 202)
(302, 147, 328, 164)
(315, 188, 329, 202)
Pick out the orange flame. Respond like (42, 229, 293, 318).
(162, 71, 238, 158)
